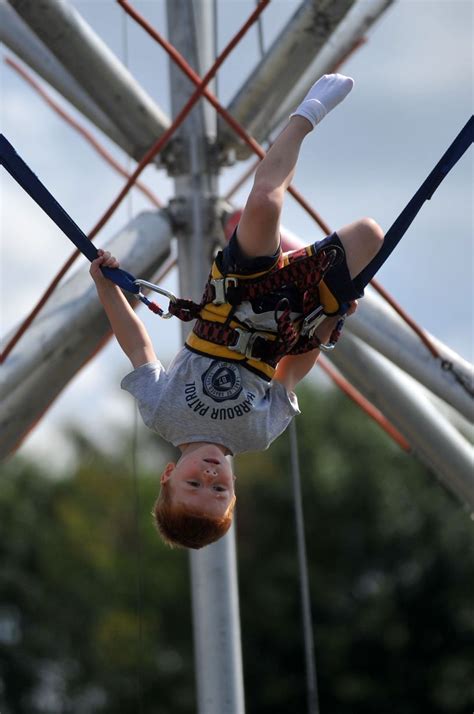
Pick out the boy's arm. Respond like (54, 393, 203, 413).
(273, 349, 320, 392)
(90, 250, 157, 368)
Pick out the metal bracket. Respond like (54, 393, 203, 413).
(210, 276, 239, 305)
(160, 136, 189, 176)
(228, 328, 262, 360)
(300, 305, 327, 337)
(166, 195, 190, 232)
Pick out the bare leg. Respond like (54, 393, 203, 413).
(337, 217, 384, 279)
(236, 73, 354, 260)
(236, 116, 312, 259)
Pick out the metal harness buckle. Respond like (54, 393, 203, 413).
(211, 276, 239, 305)
(301, 304, 327, 337)
(228, 328, 263, 361)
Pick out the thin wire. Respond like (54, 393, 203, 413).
(289, 420, 320, 714)
(131, 404, 145, 714)
(213, 0, 219, 99)
(4, 58, 162, 209)
(122, 12, 144, 714)
(250, 11, 321, 709)
(255, 2, 265, 57)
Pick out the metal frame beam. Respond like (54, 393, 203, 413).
(0, 1, 132, 153)
(7, 0, 170, 161)
(0, 210, 172, 458)
(166, 2, 245, 712)
(347, 289, 474, 422)
(218, 0, 393, 157)
(329, 333, 474, 509)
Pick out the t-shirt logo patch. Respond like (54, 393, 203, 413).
(202, 362, 243, 402)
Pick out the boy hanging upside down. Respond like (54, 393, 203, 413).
(90, 74, 384, 550)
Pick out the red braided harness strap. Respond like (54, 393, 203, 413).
(168, 244, 342, 362)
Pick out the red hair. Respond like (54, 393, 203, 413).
(153, 480, 236, 550)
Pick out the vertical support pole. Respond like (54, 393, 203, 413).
(166, 2, 245, 712)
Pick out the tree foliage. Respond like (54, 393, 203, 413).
(1, 386, 473, 713)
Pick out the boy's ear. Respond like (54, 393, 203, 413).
(160, 463, 176, 484)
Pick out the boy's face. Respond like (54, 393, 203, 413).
(161, 444, 235, 519)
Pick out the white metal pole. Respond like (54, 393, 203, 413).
(219, 0, 393, 157)
(329, 333, 474, 510)
(0, 211, 172, 458)
(0, 1, 132, 154)
(166, 2, 245, 712)
(7, 0, 170, 161)
(347, 289, 474, 422)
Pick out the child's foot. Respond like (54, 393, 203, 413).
(291, 73, 354, 128)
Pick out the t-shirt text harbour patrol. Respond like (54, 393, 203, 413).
(121, 348, 299, 455)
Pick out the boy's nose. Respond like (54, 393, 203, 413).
(203, 467, 218, 478)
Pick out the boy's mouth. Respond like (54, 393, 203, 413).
(203, 458, 220, 465)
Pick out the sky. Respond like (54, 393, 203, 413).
(1, 0, 473, 467)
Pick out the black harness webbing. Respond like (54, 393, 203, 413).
(353, 115, 473, 291)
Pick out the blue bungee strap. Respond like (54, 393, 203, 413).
(353, 115, 473, 291)
(0, 133, 139, 295)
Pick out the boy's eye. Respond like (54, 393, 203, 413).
(213, 485, 226, 492)
(187, 480, 201, 488)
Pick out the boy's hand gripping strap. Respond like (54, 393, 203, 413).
(353, 115, 473, 291)
(0, 134, 139, 295)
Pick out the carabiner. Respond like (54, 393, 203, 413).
(134, 279, 178, 319)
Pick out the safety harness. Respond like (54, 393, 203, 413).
(166, 241, 348, 379)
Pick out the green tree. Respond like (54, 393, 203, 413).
(236, 388, 474, 714)
(1, 385, 473, 713)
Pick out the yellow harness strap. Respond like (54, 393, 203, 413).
(186, 255, 282, 380)
(185, 246, 341, 379)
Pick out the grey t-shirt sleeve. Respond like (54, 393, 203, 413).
(120, 361, 168, 431)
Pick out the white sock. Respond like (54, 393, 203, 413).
(290, 73, 354, 128)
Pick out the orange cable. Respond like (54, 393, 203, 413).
(223, 155, 261, 202)
(119, 0, 331, 235)
(370, 278, 440, 358)
(1, 0, 270, 363)
(9, 254, 178, 455)
(318, 356, 411, 452)
(4, 56, 163, 209)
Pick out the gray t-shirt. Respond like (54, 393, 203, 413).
(121, 347, 300, 455)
